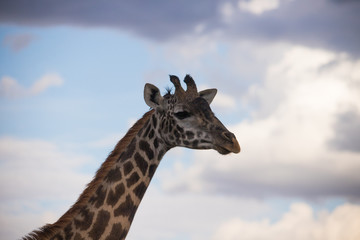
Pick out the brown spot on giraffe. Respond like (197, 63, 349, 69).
(123, 161, 134, 176)
(74, 208, 94, 231)
(120, 139, 136, 161)
(126, 172, 140, 188)
(88, 210, 110, 239)
(105, 223, 127, 240)
(89, 185, 106, 208)
(105, 166, 122, 183)
(139, 140, 154, 160)
(114, 195, 137, 221)
(134, 152, 148, 176)
(133, 181, 147, 199)
(74, 233, 85, 240)
(106, 183, 125, 207)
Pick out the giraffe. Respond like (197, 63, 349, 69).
(24, 75, 240, 240)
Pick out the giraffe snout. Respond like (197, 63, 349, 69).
(222, 132, 235, 142)
(214, 131, 241, 154)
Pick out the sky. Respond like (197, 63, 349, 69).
(0, 0, 360, 239)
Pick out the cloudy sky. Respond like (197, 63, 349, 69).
(1, 0, 360, 239)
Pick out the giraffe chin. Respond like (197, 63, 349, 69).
(215, 146, 232, 155)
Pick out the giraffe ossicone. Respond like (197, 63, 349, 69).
(24, 75, 240, 240)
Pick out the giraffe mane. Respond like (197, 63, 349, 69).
(24, 109, 155, 240)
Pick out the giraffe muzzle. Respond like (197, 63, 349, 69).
(214, 131, 241, 154)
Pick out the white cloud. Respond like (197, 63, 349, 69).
(88, 132, 123, 149)
(0, 207, 64, 240)
(220, 2, 236, 23)
(29, 73, 63, 95)
(213, 202, 360, 240)
(213, 91, 237, 110)
(0, 73, 64, 98)
(162, 35, 219, 70)
(161, 45, 360, 199)
(0, 136, 92, 200)
(0, 137, 92, 239)
(126, 187, 271, 240)
(149, 33, 290, 95)
(198, 84, 237, 111)
(238, 0, 282, 15)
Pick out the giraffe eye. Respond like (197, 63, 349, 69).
(174, 111, 192, 120)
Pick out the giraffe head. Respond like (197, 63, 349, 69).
(144, 75, 240, 155)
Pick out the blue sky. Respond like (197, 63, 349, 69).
(1, 0, 360, 239)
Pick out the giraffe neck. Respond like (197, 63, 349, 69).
(28, 110, 170, 240)
(67, 113, 168, 239)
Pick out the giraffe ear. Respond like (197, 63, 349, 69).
(199, 88, 217, 105)
(144, 83, 163, 109)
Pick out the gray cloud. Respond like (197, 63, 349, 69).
(1, 0, 359, 55)
(329, 110, 360, 152)
(0, 0, 219, 41)
(2, 33, 34, 52)
(200, 164, 360, 199)
(226, 0, 360, 55)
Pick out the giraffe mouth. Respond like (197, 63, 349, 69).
(214, 145, 232, 155)
(198, 140, 232, 154)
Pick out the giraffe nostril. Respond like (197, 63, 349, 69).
(222, 132, 235, 141)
